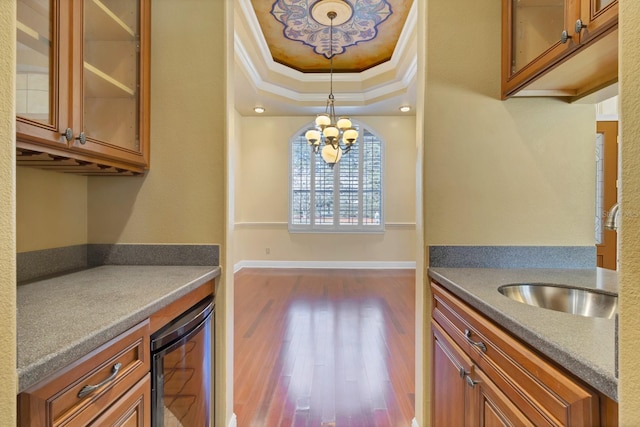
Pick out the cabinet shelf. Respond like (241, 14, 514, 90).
(85, 0, 136, 41)
(17, 21, 49, 57)
(84, 62, 135, 98)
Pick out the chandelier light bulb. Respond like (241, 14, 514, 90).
(321, 144, 343, 164)
(305, 129, 321, 146)
(343, 128, 358, 145)
(323, 125, 340, 143)
(315, 113, 331, 128)
(337, 116, 352, 130)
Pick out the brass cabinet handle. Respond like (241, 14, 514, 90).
(464, 329, 487, 352)
(77, 362, 122, 398)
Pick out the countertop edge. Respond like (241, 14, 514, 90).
(17, 266, 221, 393)
(427, 268, 618, 401)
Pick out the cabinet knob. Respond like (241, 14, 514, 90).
(560, 30, 571, 44)
(75, 132, 87, 145)
(575, 19, 587, 34)
(62, 128, 73, 142)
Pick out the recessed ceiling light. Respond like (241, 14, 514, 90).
(399, 105, 411, 113)
(254, 106, 265, 114)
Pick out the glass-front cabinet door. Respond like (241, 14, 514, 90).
(502, 0, 580, 97)
(578, 0, 618, 43)
(16, 0, 70, 148)
(15, 0, 150, 174)
(80, 0, 142, 155)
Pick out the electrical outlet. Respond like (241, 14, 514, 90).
(266, 248, 270, 255)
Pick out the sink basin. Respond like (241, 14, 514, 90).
(498, 283, 617, 319)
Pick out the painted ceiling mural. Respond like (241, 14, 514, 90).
(251, 0, 412, 73)
(271, 0, 392, 58)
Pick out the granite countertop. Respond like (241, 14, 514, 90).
(428, 267, 618, 401)
(17, 265, 221, 393)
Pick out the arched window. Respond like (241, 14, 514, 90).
(289, 123, 384, 232)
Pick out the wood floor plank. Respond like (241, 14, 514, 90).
(234, 269, 415, 427)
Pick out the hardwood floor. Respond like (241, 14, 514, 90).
(234, 268, 415, 427)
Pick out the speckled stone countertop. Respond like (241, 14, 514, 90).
(17, 265, 221, 393)
(428, 267, 618, 401)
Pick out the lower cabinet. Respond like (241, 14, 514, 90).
(18, 280, 216, 427)
(431, 280, 618, 427)
(432, 321, 533, 426)
(18, 320, 150, 427)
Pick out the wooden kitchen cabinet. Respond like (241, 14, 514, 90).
(15, 0, 150, 175)
(431, 281, 618, 426)
(501, 0, 617, 100)
(17, 320, 150, 426)
(431, 321, 474, 426)
(17, 279, 216, 427)
(432, 321, 534, 426)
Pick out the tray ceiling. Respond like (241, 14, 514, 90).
(251, 0, 412, 73)
(235, 0, 417, 116)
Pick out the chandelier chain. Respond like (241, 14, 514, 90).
(304, 6, 358, 167)
(329, 12, 334, 99)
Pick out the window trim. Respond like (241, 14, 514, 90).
(288, 120, 385, 233)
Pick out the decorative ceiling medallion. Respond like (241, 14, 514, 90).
(311, 0, 353, 26)
(270, 0, 393, 59)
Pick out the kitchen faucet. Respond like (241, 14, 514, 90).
(604, 203, 620, 231)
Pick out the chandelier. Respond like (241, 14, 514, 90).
(304, 3, 358, 167)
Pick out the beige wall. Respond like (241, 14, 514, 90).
(619, 0, 640, 423)
(234, 115, 417, 266)
(87, 0, 225, 245)
(0, 1, 16, 424)
(16, 168, 87, 252)
(424, 0, 596, 247)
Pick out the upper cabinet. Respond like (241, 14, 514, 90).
(16, 0, 150, 175)
(502, 0, 618, 100)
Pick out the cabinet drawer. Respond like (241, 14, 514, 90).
(18, 320, 150, 427)
(431, 281, 598, 427)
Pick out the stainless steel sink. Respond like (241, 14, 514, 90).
(498, 283, 618, 319)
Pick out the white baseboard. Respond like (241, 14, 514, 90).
(411, 418, 420, 427)
(234, 260, 416, 272)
